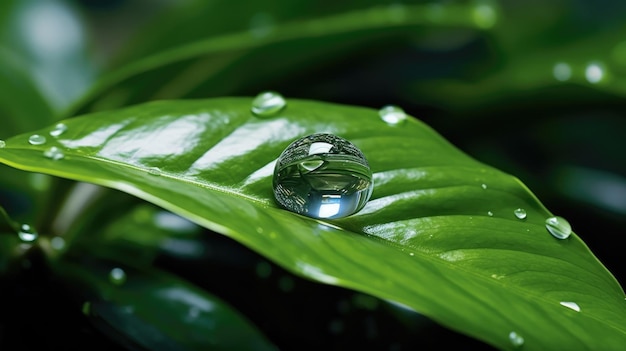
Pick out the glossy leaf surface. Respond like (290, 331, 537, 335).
(0, 98, 624, 350)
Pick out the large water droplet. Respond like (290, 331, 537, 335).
(560, 301, 581, 312)
(553, 62, 572, 81)
(508, 331, 524, 347)
(273, 133, 373, 219)
(378, 105, 407, 125)
(109, 267, 127, 285)
(514, 208, 527, 219)
(0, 140, 5, 148)
(43, 146, 64, 160)
(251, 91, 286, 117)
(49, 123, 67, 137)
(585, 62, 605, 84)
(545, 216, 572, 239)
(18, 224, 38, 242)
(28, 134, 47, 145)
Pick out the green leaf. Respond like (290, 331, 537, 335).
(53, 254, 277, 351)
(0, 98, 624, 350)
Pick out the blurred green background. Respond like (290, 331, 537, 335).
(1, 0, 625, 349)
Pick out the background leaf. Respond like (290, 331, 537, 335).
(0, 98, 624, 350)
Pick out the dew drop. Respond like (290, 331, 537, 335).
(481, 183, 487, 189)
(545, 216, 572, 239)
(147, 167, 161, 176)
(109, 267, 127, 285)
(560, 301, 581, 312)
(553, 62, 572, 81)
(18, 224, 38, 242)
(514, 208, 527, 219)
(49, 123, 67, 137)
(0, 140, 5, 148)
(251, 91, 286, 117)
(28, 134, 46, 145)
(273, 133, 373, 219)
(487, 211, 493, 217)
(409, 252, 415, 256)
(43, 146, 64, 160)
(508, 331, 524, 348)
(378, 105, 407, 125)
(585, 62, 605, 84)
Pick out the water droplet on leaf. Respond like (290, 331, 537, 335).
(508, 331, 524, 347)
(43, 146, 64, 160)
(273, 133, 373, 219)
(0, 140, 5, 148)
(251, 91, 286, 117)
(28, 134, 46, 145)
(481, 183, 487, 189)
(378, 105, 407, 125)
(18, 224, 38, 242)
(560, 301, 580, 312)
(109, 267, 127, 285)
(553, 62, 572, 81)
(514, 208, 527, 219)
(147, 167, 161, 176)
(585, 62, 605, 84)
(49, 123, 67, 137)
(487, 211, 493, 216)
(545, 216, 572, 239)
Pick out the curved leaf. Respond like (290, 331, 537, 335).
(0, 98, 624, 350)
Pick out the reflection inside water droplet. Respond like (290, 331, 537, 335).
(49, 123, 67, 137)
(508, 331, 524, 347)
(273, 133, 373, 219)
(545, 216, 572, 239)
(43, 146, 64, 160)
(18, 224, 38, 242)
(109, 267, 127, 285)
(251, 91, 286, 117)
(514, 208, 527, 219)
(378, 105, 407, 125)
(28, 134, 46, 145)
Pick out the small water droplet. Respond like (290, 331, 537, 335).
(553, 62, 572, 81)
(545, 216, 572, 239)
(378, 105, 407, 125)
(43, 146, 64, 160)
(481, 183, 487, 189)
(514, 208, 527, 219)
(147, 167, 161, 176)
(560, 301, 581, 312)
(50, 236, 66, 250)
(409, 252, 415, 256)
(472, 3, 497, 29)
(18, 224, 38, 242)
(487, 211, 493, 216)
(0, 140, 5, 148)
(508, 331, 524, 348)
(109, 267, 127, 285)
(273, 133, 373, 219)
(251, 91, 286, 117)
(28, 134, 46, 145)
(585, 62, 605, 84)
(49, 123, 67, 137)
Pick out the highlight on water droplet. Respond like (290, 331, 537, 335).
(472, 2, 497, 29)
(514, 208, 527, 219)
(273, 133, 374, 219)
(49, 123, 67, 137)
(508, 331, 524, 347)
(560, 301, 581, 312)
(109, 267, 127, 285)
(251, 91, 286, 117)
(28, 134, 47, 145)
(553, 62, 572, 82)
(18, 224, 38, 242)
(585, 62, 605, 84)
(0, 140, 5, 148)
(545, 216, 572, 239)
(43, 146, 64, 160)
(378, 105, 407, 125)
